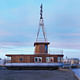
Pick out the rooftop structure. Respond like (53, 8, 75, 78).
(34, 4, 50, 54)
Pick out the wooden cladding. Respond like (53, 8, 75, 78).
(8, 54, 63, 63)
(11, 56, 30, 63)
(35, 44, 48, 54)
(34, 42, 49, 54)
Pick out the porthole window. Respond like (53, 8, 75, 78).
(19, 58, 23, 62)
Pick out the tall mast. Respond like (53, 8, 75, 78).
(36, 4, 47, 42)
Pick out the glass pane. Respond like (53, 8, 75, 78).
(39, 57, 42, 62)
(58, 57, 61, 62)
(35, 57, 38, 62)
(45, 45, 47, 53)
(34, 57, 42, 63)
(46, 57, 50, 63)
(50, 57, 54, 62)
(19, 58, 23, 61)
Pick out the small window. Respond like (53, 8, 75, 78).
(61, 57, 63, 62)
(58, 57, 61, 62)
(7, 56, 11, 60)
(35, 57, 38, 62)
(50, 57, 54, 62)
(45, 45, 48, 53)
(34, 57, 42, 63)
(46, 57, 50, 63)
(38, 57, 42, 62)
(19, 58, 23, 62)
(46, 57, 54, 63)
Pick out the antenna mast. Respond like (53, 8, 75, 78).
(36, 4, 47, 42)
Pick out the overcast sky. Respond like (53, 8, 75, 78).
(0, 0, 80, 59)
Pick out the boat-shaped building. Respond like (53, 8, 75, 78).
(5, 4, 64, 70)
